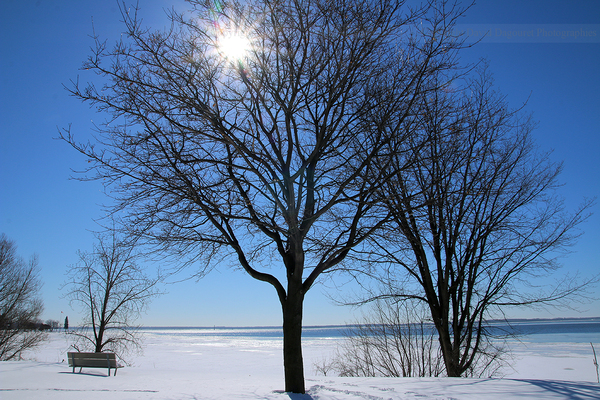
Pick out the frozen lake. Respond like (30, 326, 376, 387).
(1, 319, 599, 399)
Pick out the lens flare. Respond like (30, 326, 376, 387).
(219, 34, 250, 61)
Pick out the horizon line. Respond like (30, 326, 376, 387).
(136, 316, 600, 329)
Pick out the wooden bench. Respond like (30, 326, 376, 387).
(67, 352, 122, 376)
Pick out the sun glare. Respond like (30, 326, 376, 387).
(219, 34, 250, 61)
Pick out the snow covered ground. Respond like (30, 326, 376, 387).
(1, 328, 598, 399)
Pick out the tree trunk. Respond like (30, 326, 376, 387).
(95, 328, 104, 353)
(282, 284, 305, 394)
(444, 358, 461, 377)
(436, 323, 461, 377)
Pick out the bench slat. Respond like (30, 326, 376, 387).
(67, 352, 122, 376)
(72, 359, 113, 367)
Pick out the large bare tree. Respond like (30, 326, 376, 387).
(0, 234, 47, 361)
(64, 232, 161, 358)
(61, 0, 466, 392)
(369, 67, 594, 377)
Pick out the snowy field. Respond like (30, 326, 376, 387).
(1, 327, 599, 399)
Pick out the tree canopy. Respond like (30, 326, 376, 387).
(63, 0, 471, 392)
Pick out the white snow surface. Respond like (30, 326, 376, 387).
(1, 328, 598, 399)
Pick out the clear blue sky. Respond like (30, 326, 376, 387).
(1, 0, 599, 327)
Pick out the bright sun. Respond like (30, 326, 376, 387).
(218, 34, 250, 61)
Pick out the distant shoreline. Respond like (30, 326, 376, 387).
(138, 316, 600, 330)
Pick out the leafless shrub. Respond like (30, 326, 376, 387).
(319, 300, 444, 377)
(313, 356, 337, 377)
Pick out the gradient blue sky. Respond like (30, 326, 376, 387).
(1, 0, 599, 327)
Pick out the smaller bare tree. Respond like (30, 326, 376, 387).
(0, 234, 47, 360)
(366, 65, 595, 377)
(320, 300, 446, 378)
(63, 232, 161, 359)
(45, 320, 59, 330)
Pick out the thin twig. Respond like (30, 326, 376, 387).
(591, 342, 599, 384)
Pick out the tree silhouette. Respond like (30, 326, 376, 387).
(62, 0, 466, 392)
(64, 232, 161, 358)
(0, 234, 46, 360)
(368, 67, 594, 376)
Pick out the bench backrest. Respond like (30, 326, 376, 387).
(67, 352, 119, 368)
